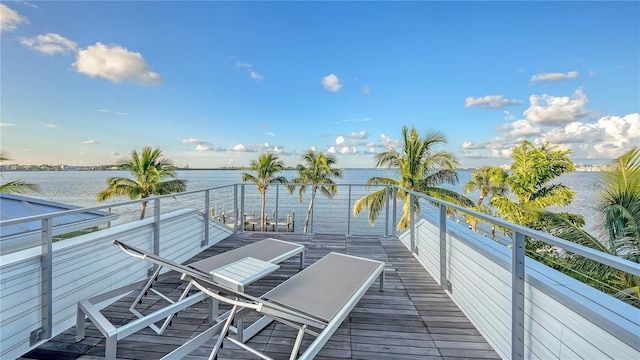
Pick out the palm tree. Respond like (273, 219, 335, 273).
(464, 166, 508, 207)
(97, 147, 187, 220)
(0, 152, 39, 193)
(463, 166, 508, 231)
(537, 147, 640, 306)
(242, 153, 288, 231)
(491, 140, 578, 231)
(288, 150, 342, 233)
(599, 146, 640, 260)
(353, 126, 473, 231)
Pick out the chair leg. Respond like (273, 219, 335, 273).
(209, 303, 238, 360)
(105, 335, 117, 360)
(289, 325, 307, 360)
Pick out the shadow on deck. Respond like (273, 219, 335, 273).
(20, 233, 500, 360)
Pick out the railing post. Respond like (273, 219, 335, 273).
(233, 185, 239, 233)
(384, 185, 390, 238)
(439, 204, 447, 289)
(275, 185, 280, 234)
(31, 218, 53, 345)
(147, 198, 161, 277)
(512, 231, 526, 360)
(310, 201, 314, 235)
(392, 187, 397, 236)
(240, 184, 245, 233)
(203, 190, 210, 246)
(409, 194, 415, 253)
(347, 185, 352, 237)
(153, 198, 160, 256)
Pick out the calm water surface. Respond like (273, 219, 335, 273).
(2, 169, 604, 231)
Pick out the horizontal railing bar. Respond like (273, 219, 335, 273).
(0, 184, 238, 226)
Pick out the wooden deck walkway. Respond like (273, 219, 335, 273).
(20, 233, 500, 360)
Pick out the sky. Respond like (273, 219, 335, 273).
(1, 1, 638, 169)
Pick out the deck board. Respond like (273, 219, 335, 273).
(19, 233, 500, 360)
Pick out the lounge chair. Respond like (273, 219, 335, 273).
(75, 238, 305, 360)
(166, 251, 385, 360)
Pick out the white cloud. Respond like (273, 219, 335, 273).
(310, 146, 317, 152)
(327, 146, 336, 154)
(362, 86, 371, 95)
(462, 141, 485, 150)
(73, 43, 163, 85)
(524, 88, 588, 125)
(194, 143, 213, 151)
(380, 134, 399, 149)
(340, 146, 358, 155)
(463, 112, 640, 162)
(536, 113, 640, 159)
(272, 146, 284, 154)
(336, 136, 346, 147)
(230, 144, 256, 152)
(231, 144, 246, 152)
(249, 71, 264, 81)
(43, 123, 57, 128)
(531, 71, 579, 83)
(82, 140, 99, 144)
(236, 61, 252, 68)
(253, 142, 271, 150)
(266, 132, 275, 137)
(347, 131, 368, 139)
(0, 122, 19, 127)
(322, 74, 342, 92)
(366, 142, 376, 153)
(465, 95, 522, 109)
(235, 60, 263, 82)
(20, 33, 78, 55)
(182, 138, 225, 151)
(498, 119, 543, 138)
(1, 4, 25, 33)
(98, 109, 128, 116)
(182, 138, 205, 145)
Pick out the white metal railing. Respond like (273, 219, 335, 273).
(395, 186, 640, 359)
(1, 183, 639, 359)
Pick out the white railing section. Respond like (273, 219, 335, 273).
(1, 183, 639, 359)
(395, 186, 640, 360)
(0, 186, 238, 360)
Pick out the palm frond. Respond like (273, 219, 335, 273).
(352, 187, 388, 224)
(0, 179, 40, 194)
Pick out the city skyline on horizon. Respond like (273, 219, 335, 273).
(1, 1, 638, 169)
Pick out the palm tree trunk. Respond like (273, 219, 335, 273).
(139, 201, 148, 220)
(477, 191, 486, 207)
(260, 190, 266, 231)
(304, 188, 317, 233)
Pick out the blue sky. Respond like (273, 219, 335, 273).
(1, 1, 638, 169)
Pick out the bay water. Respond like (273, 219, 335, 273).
(1, 169, 604, 233)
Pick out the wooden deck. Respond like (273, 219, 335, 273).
(19, 233, 500, 360)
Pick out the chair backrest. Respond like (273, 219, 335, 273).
(188, 238, 303, 273)
(262, 252, 384, 322)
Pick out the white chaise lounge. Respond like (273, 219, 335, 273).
(178, 251, 385, 360)
(75, 238, 305, 360)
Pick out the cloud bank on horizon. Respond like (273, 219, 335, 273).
(1, 2, 638, 168)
